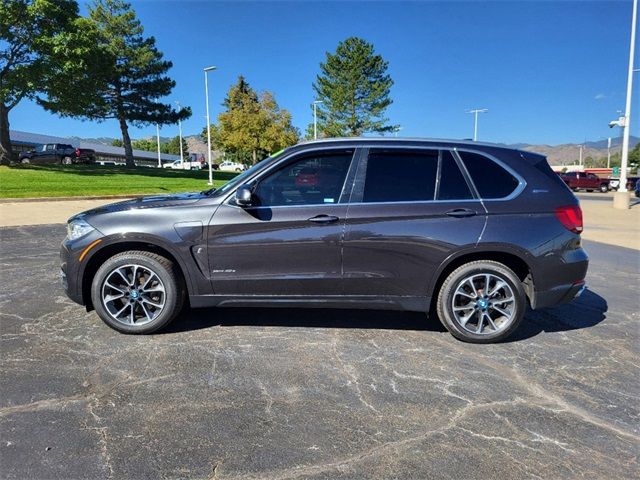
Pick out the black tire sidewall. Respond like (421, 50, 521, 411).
(91, 253, 181, 334)
(437, 262, 526, 343)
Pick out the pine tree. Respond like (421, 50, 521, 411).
(40, 0, 190, 167)
(312, 37, 397, 137)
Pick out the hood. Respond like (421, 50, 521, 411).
(71, 192, 206, 220)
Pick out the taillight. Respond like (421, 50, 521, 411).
(555, 205, 583, 234)
(75, 148, 81, 157)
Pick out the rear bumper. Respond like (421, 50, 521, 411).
(532, 280, 586, 309)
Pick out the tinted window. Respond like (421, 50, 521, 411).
(437, 151, 473, 200)
(459, 151, 519, 199)
(254, 151, 353, 207)
(363, 150, 438, 203)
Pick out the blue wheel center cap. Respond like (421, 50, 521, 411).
(130, 291, 139, 299)
(477, 299, 488, 309)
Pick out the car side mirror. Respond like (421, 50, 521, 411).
(235, 185, 253, 207)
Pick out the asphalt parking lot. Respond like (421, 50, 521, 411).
(1, 224, 638, 479)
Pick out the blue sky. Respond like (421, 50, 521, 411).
(9, 0, 640, 145)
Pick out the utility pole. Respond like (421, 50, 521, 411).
(175, 100, 184, 168)
(607, 137, 611, 169)
(204, 65, 216, 185)
(394, 126, 403, 137)
(313, 101, 323, 140)
(614, 0, 637, 209)
(466, 108, 488, 141)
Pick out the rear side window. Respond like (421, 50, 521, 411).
(459, 151, 519, 199)
(363, 150, 438, 202)
(437, 151, 473, 200)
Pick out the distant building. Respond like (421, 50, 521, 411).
(9, 130, 181, 165)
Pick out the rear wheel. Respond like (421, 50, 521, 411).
(91, 251, 184, 334)
(599, 184, 609, 193)
(436, 261, 526, 343)
(62, 156, 73, 165)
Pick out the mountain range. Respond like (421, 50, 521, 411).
(76, 134, 639, 167)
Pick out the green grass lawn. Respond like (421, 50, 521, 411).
(0, 164, 239, 198)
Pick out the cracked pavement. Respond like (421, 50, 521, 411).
(1, 224, 638, 479)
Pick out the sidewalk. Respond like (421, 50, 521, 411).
(0, 196, 638, 250)
(0, 198, 130, 227)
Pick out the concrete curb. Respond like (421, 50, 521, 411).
(0, 194, 141, 203)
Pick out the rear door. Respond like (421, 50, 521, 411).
(342, 147, 486, 297)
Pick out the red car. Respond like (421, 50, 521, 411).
(559, 172, 609, 193)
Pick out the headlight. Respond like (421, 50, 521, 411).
(67, 218, 95, 240)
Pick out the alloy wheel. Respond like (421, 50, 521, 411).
(101, 264, 166, 326)
(451, 273, 516, 335)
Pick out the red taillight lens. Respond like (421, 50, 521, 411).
(555, 205, 583, 234)
(75, 148, 81, 157)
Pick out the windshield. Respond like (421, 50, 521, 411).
(206, 155, 277, 196)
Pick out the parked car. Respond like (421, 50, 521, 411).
(163, 159, 202, 170)
(218, 161, 245, 172)
(19, 143, 95, 164)
(60, 138, 588, 343)
(608, 176, 639, 192)
(559, 171, 609, 193)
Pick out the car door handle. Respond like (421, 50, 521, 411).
(445, 208, 477, 218)
(308, 215, 339, 224)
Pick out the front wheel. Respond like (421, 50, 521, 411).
(91, 251, 184, 334)
(600, 184, 609, 193)
(436, 261, 526, 343)
(62, 156, 73, 165)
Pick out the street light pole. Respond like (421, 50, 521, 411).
(607, 137, 611, 169)
(204, 65, 217, 185)
(579, 144, 583, 167)
(313, 100, 323, 140)
(614, 0, 637, 209)
(156, 123, 162, 168)
(466, 108, 488, 141)
(175, 100, 184, 168)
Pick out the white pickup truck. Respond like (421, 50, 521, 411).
(163, 160, 202, 170)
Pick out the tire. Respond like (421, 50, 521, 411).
(586, 189, 593, 193)
(20, 158, 30, 164)
(62, 156, 73, 165)
(572, 187, 579, 192)
(436, 260, 526, 343)
(599, 184, 609, 193)
(235, 168, 242, 172)
(91, 251, 185, 334)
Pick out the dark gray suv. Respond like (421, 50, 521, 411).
(60, 138, 588, 343)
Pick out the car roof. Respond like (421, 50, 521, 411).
(295, 137, 537, 156)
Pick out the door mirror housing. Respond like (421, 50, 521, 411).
(235, 185, 253, 207)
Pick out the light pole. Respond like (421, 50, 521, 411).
(607, 137, 611, 169)
(156, 123, 162, 168)
(175, 100, 184, 168)
(466, 108, 488, 141)
(394, 126, 403, 137)
(579, 144, 583, 167)
(204, 65, 216, 185)
(614, 0, 637, 210)
(313, 100, 323, 139)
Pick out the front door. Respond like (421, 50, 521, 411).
(207, 149, 357, 296)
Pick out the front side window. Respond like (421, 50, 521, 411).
(253, 150, 353, 207)
(363, 150, 438, 203)
(458, 151, 520, 199)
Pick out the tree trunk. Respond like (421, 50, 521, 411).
(0, 104, 13, 165)
(252, 149, 257, 165)
(118, 116, 135, 168)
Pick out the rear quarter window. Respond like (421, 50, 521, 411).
(458, 151, 520, 199)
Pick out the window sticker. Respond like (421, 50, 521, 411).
(324, 198, 335, 203)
